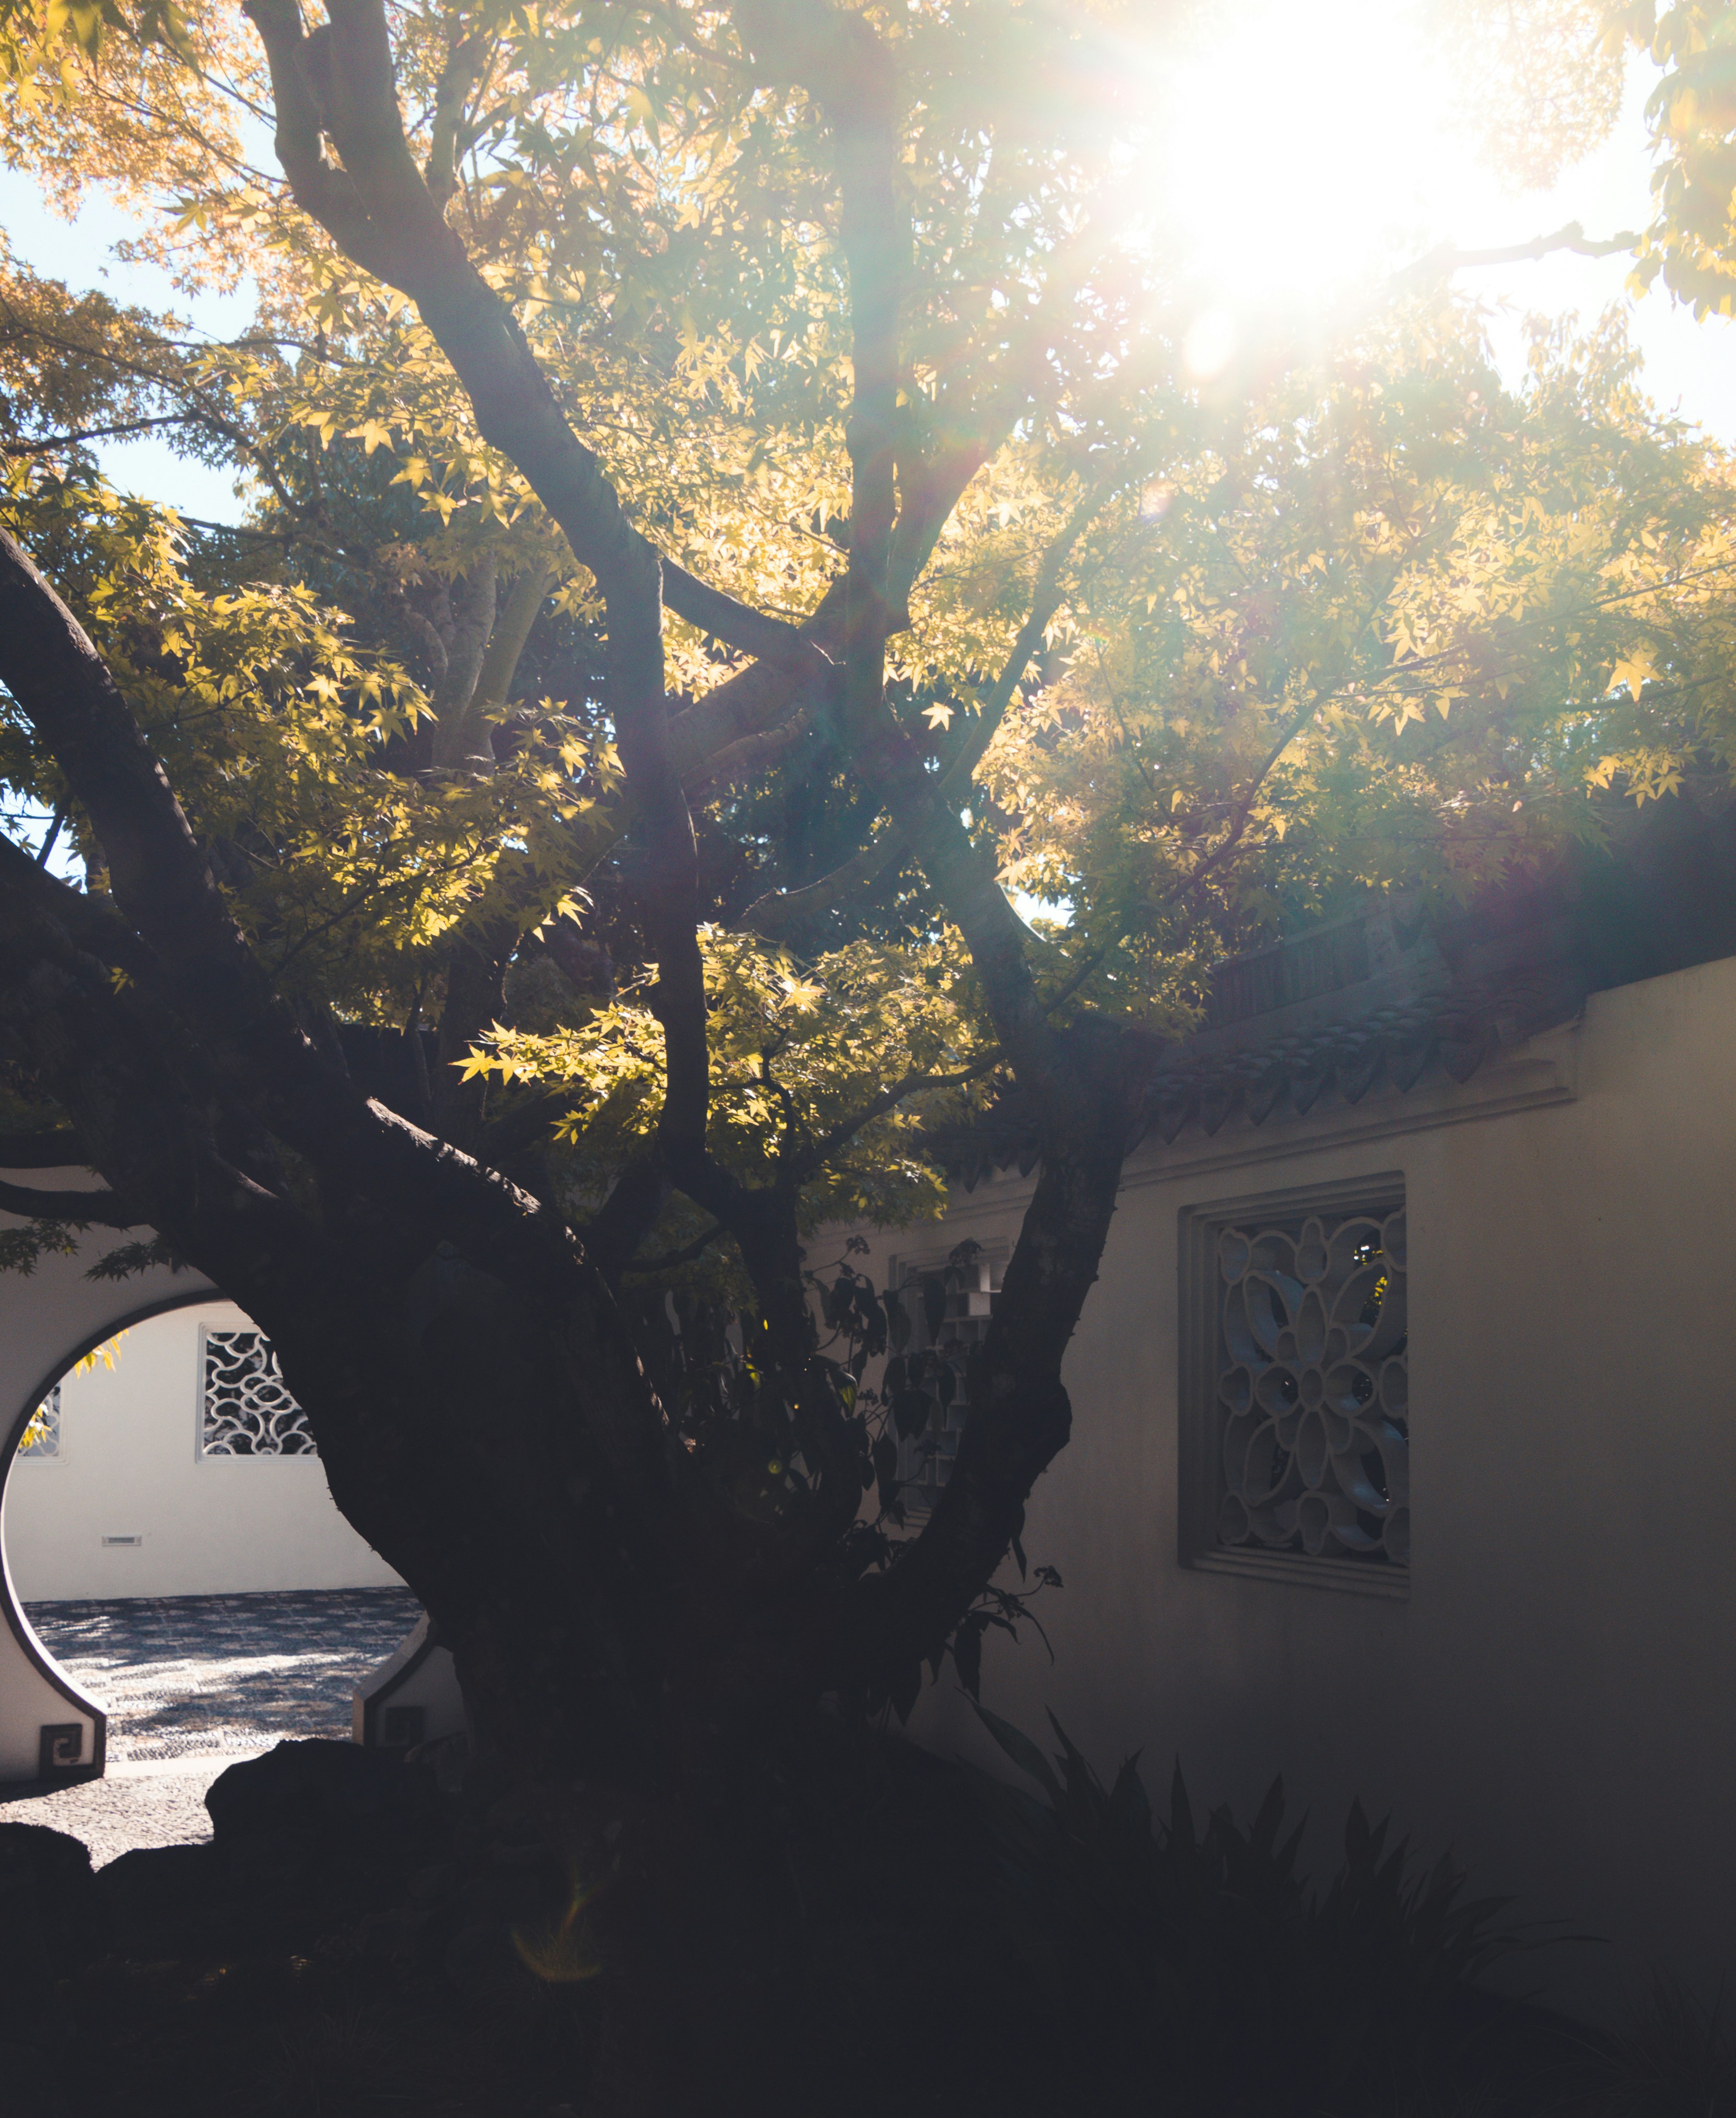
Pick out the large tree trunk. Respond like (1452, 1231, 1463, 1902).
(0, 0, 1149, 1815)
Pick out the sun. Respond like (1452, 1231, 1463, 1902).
(1150, 0, 1483, 299)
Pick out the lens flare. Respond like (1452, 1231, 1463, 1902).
(512, 1869, 603, 1983)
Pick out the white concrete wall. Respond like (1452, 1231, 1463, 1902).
(2, 1300, 404, 1601)
(846, 955, 1736, 2014)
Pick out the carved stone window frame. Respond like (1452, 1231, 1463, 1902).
(1178, 1170, 1409, 1601)
(885, 1239, 1008, 1520)
(197, 1326, 318, 1459)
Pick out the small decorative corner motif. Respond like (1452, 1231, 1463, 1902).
(38, 1722, 84, 1776)
(380, 1704, 426, 1749)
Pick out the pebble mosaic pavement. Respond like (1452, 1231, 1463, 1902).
(0, 1587, 423, 1864)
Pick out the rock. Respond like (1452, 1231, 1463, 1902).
(93, 1841, 221, 1940)
(205, 1737, 443, 1873)
(0, 1821, 96, 1998)
(199, 1739, 454, 1956)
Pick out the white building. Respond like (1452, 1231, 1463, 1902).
(3, 825, 1734, 2011)
(854, 872, 1736, 2016)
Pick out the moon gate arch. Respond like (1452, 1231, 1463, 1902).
(0, 1202, 218, 1791)
(0, 1194, 464, 1792)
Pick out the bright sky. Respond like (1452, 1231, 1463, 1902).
(2, 0, 1734, 523)
(1155, 0, 1736, 433)
(0, 172, 257, 522)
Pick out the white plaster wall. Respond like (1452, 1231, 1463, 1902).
(2, 1300, 404, 1600)
(845, 954, 1736, 2014)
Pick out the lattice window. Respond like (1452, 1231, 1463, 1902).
(201, 1331, 316, 1456)
(17, 1384, 60, 1458)
(1213, 1202, 1408, 1567)
(888, 1246, 1003, 1515)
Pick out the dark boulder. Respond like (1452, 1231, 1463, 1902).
(207, 1739, 441, 1843)
(0, 1821, 96, 2003)
(93, 1841, 222, 1950)
(204, 1738, 448, 1912)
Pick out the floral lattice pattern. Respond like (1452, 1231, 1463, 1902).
(1216, 1206, 1407, 1565)
(17, 1384, 60, 1457)
(892, 1251, 1002, 1514)
(202, 1332, 316, 1456)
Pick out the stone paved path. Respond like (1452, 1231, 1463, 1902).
(0, 1587, 423, 1863)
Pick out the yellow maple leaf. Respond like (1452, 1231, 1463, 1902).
(1607, 653, 1657, 703)
(346, 418, 395, 456)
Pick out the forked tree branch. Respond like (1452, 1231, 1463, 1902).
(742, 474, 1118, 938)
(243, 0, 750, 1200)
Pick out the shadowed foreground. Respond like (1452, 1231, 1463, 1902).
(2, 1709, 1703, 2118)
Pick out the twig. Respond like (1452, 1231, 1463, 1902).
(1397, 221, 1640, 284)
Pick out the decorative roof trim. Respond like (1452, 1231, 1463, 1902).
(925, 900, 1592, 1192)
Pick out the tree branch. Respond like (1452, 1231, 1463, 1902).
(622, 1219, 726, 1276)
(939, 478, 1117, 798)
(467, 556, 554, 735)
(684, 714, 811, 798)
(737, 829, 898, 939)
(0, 534, 661, 1322)
(741, 477, 1116, 943)
(426, 554, 498, 770)
(1398, 220, 1640, 283)
(0, 1178, 146, 1226)
(3, 415, 188, 454)
(732, 2, 907, 737)
(425, 29, 489, 208)
(786, 1051, 1001, 1182)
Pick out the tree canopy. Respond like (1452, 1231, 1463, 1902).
(0, 0, 1733, 1754)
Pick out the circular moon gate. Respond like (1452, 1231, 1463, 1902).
(0, 1197, 218, 1790)
(0, 1190, 464, 1792)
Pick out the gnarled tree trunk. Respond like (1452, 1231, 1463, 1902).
(0, 0, 1151, 1807)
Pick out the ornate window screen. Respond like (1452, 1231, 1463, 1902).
(1214, 1203, 1407, 1568)
(201, 1331, 316, 1457)
(889, 1249, 1003, 1515)
(17, 1384, 60, 1458)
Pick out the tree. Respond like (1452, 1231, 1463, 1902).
(1607, 1, 1736, 314)
(0, 0, 1732, 1897)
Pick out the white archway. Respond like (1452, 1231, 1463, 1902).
(0, 1176, 216, 1789)
(0, 1180, 463, 1793)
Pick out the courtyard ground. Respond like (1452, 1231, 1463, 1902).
(0, 1586, 423, 1860)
